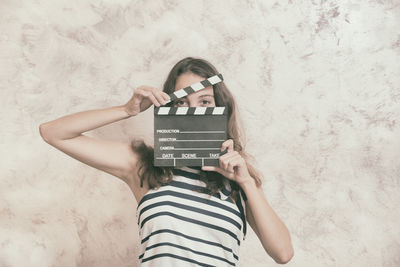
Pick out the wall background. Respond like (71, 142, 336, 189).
(1, 0, 399, 266)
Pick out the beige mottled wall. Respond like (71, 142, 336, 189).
(1, 0, 399, 266)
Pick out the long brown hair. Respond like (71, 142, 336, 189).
(131, 57, 262, 198)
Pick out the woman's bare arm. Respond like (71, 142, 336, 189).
(39, 105, 141, 191)
(40, 86, 170, 201)
(243, 181, 294, 264)
(201, 139, 294, 264)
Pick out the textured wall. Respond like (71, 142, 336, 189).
(1, 0, 399, 266)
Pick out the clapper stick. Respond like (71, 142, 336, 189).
(154, 74, 227, 167)
(164, 74, 224, 104)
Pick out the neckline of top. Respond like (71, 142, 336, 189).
(172, 166, 234, 202)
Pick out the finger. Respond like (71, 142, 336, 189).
(219, 157, 235, 174)
(221, 139, 234, 152)
(134, 87, 144, 98)
(218, 150, 237, 170)
(155, 89, 169, 105)
(224, 155, 240, 173)
(219, 151, 239, 167)
(201, 166, 217, 172)
(149, 88, 167, 106)
(202, 166, 234, 179)
(226, 160, 235, 173)
(218, 153, 229, 171)
(162, 92, 171, 102)
(229, 157, 242, 172)
(142, 91, 161, 107)
(219, 150, 238, 160)
(224, 153, 244, 172)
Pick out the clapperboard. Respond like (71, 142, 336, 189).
(154, 74, 227, 167)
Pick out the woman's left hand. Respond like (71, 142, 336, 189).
(201, 139, 252, 186)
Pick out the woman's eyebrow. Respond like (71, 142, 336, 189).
(198, 94, 214, 98)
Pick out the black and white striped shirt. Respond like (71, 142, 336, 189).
(136, 166, 247, 266)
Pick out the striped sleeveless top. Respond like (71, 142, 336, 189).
(136, 166, 247, 267)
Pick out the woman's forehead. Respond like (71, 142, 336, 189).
(175, 72, 210, 91)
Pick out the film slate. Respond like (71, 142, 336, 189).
(154, 74, 227, 167)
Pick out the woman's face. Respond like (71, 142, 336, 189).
(173, 72, 216, 107)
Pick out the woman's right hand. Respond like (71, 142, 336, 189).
(123, 85, 170, 116)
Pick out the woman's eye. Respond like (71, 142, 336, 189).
(175, 100, 187, 106)
(201, 100, 211, 106)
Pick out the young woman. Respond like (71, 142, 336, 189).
(40, 57, 294, 266)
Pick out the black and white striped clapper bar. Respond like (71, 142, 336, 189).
(154, 74, 227, 167)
